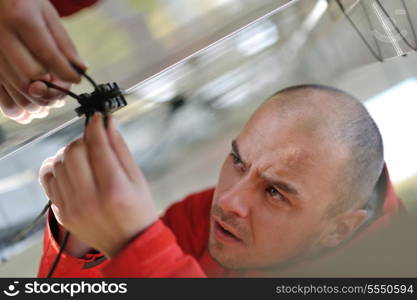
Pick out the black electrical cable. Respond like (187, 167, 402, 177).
(40, 81, 81, 101)
(46, 230, 70, 278)
(71, 62, 99, 89)
(12, 200, 51, 244)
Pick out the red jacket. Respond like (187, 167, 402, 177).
(37, 166, 404, 278)
(50, 0, 98, 17)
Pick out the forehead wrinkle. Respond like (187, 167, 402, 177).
(268, 144, 319, 181)
(239, 119, 271, 158)
(240, 94, 340, 172)
(242, 103, 326, 175)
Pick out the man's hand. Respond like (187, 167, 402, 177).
(39, 114, 157, 258)
(0, 0, 86, 123)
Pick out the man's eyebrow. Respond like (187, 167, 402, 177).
(231, 140, 298, 196)
(231, 140, 248, 165)
(231, 140, 240, 157)
(263, 174, 299, 196)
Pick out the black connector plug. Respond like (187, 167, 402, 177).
(75, 82, 127, 119)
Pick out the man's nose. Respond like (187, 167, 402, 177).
(217, 181, 251, 218)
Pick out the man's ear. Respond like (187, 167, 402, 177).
(320, 209, 368, 248)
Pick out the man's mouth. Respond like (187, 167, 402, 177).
(213, 218, 242, 243)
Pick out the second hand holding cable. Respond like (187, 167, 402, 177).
(14, 64, 127, 277)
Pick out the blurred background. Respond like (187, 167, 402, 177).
(0, 0, 416, 276)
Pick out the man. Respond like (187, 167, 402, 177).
(37, 84, 403, 277)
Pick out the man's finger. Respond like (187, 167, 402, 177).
(39, 157, 55, 197)
(0, 53, 27, 92)
(39, 154, 64, 195)
(0, 28, 46, 86)
(107, 115, 141, 182)
(0, 84, 24, 118)
(51, 99, 66, 108)
(3, 83, 41, 113)
(47, 175, 65, 212)
(48, 74, 72, 100)
(41, 172, 54, 199)
(63, 138, 97, 200)
(29, 72, 71, 101)
(0, 66, 51, 107)
(31, 106, 50, 119)
(0, 81, 37, 124)
(43, 3, 87, 71)
(16, 16, 80, 83)
(54, 146, 66, 163)
(27, 73, 56, 103)
(12, 110, 33, 124)
(28, 80, 68, 102)
(39, 156, 55, 181)
(52, 160, 74, 199)
(84, 113, 126, 189)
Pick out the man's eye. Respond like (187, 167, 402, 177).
(230, 153, 241, 165)
(266, 187, 286, 203)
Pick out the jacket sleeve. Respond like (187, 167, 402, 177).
(49, 0, 99, 17)
(37, 209, 108, 278)
(100, 220, 206, 277)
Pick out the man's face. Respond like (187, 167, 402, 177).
(208, 100, 348, 270)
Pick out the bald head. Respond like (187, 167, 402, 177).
(265, 84, 384, 216)
(210, 84, 384, 269)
